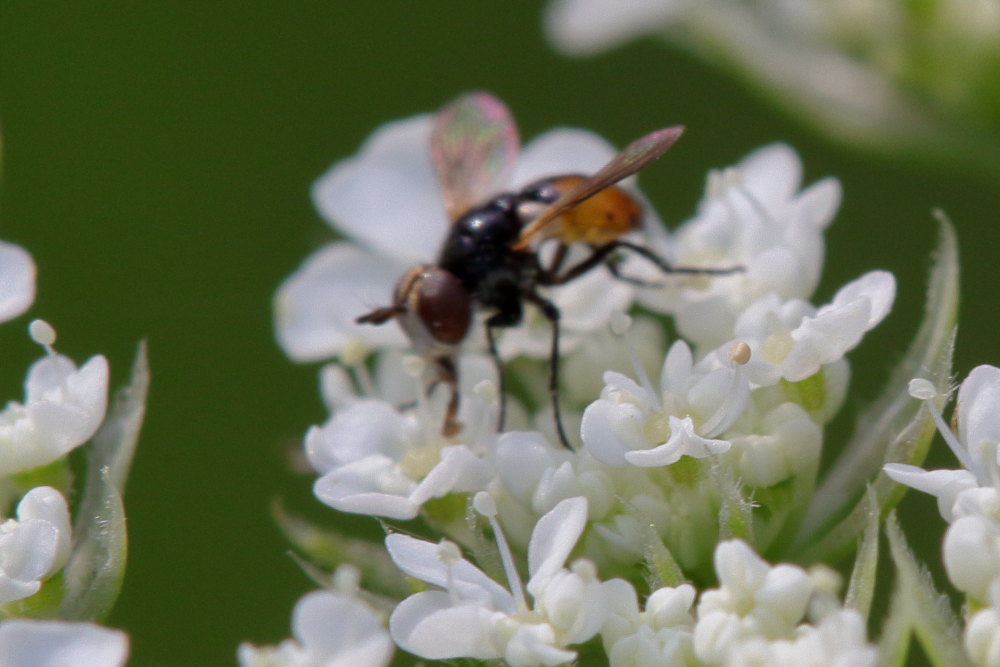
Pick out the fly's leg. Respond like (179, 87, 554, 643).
(541, 240, 742, 286)
(485, 325, 506, 432)
(435, 356, 462, 437)
(524, 292, 572, 450)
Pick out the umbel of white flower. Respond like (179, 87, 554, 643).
(262, 92, 930, 665)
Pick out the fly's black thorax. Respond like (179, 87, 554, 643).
(436, 193, 538, 326)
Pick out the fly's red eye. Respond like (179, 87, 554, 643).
(400, 268, 471, 346)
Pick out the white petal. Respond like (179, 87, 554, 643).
(0, 355, 108, 477)
(385, 534, 514, 611)
(0, 619, 128, 667)
(883, 463, 976, 520)
(505, 622, 577, 666)
(713, 540, 769, 595)
(408, 445, 493, 505)
(305, 400, 406, 473)
(0, 576, 41, 603)
(0, 241, 36, 323)
(318, 363, 357, 412)
(958, 365, 1000, 460)
(738, 143, 803, 211)
(527, 496, 587, 584)
(755, 564, 812, 629)
(496, 431, 558, 505)
(0, 520, 57, 584)
(791, 177, 841, 231)
(826, 270, 896, 329)
(313, 456, 419, 520)
(944, 515, 1000, 600)
(274, 242, 407, 362)
(660, 340, 694, 394)
(389, 592, 500, 660)
(16, 487, 72, 573)
(783, 297, 872, 381)
(312, 113, 447, 263)
(552, 267, 634, 332)
(581, 399, 643, 467)
(624, 416, 730, 467)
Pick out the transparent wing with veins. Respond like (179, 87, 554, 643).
(430, 92, 520, 222)
(514, 126, 685, 250)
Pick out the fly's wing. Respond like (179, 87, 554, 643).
(514, 126, 684, 250)
(430, 92, 520, 221)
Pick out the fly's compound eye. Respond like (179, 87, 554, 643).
(395, 267, 472, 350)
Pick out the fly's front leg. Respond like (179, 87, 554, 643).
(485, 324, 506, 432)
(524, 292, 572, 450)
(483, 300, 522, 437)
(434, 356, 462, 437)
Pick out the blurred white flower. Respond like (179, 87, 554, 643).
(693, 540, 813, 664)
(0, 353, 109, 477)
(0, 487, 71, 603)
(966, 604, 1000, 667)
(238, 566, 393, 667)
(600, 579, 698, 666)
(0, 618, 127, 667)
(544, 0, 1000, 168)
(726, 608, 876, 667)
(0, 241, 35, 323)
(725, 401, 821, 488)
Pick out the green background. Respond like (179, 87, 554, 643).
(0, 3, 996, 664)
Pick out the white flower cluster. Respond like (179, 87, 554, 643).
(886, 367, 1000, 665)
(267, 100, 891, 665)
(0, 238, 128, 666)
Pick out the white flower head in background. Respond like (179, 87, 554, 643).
(544, 0, 1000, 166)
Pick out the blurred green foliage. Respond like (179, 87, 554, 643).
(0, 2, 997, 664)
